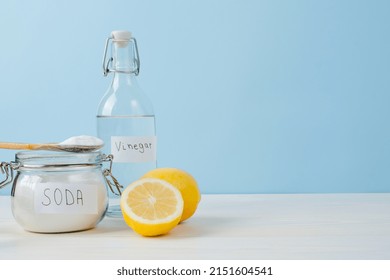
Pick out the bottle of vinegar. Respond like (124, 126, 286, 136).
(97, 31, 157, 217)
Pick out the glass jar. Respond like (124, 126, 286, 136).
(0, 151, 121, 233)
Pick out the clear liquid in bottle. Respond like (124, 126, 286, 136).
(97, 31, 157, 217)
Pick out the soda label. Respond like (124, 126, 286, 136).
(34, 183, 98, 214)
(111, 136, 157, 163)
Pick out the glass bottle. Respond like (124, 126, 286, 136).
(97, 31, 157, 217)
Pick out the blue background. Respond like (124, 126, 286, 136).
(1, 0, 389, 195)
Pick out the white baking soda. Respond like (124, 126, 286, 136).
(11, 154, 109, 233)
(59, 135, 104, 147)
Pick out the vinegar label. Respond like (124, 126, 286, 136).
(111, 136, 157, 163)
(34, 183, 98, 214)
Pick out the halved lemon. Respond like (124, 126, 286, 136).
(120, 178, 184, 236)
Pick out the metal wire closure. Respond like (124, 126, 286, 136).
(0, 161, 17, 189)
(1, 155, 123, 197)
(102, 36, 140, 77)
(102, 154, 123, 196)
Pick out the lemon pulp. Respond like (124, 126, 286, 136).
(120, 178, 184, 236)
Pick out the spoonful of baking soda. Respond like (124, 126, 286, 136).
(0, 135, 104, 153)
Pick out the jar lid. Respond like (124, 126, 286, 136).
(15, 151, 105, 169)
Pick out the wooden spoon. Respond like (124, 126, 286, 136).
(0, 136, 104, 153)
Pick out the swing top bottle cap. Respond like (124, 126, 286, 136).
(111, 30, 132, 47)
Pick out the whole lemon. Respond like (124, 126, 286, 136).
(141, 168, 201, 222)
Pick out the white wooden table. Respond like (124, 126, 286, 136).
(1, 194, 390, 260)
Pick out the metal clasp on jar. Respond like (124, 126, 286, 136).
(0, 161, 19, 189)
(102, 154, 123, 196)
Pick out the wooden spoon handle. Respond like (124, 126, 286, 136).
(0, 142, 42, 150)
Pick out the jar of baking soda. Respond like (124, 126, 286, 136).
(0, 151, 121, 233)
